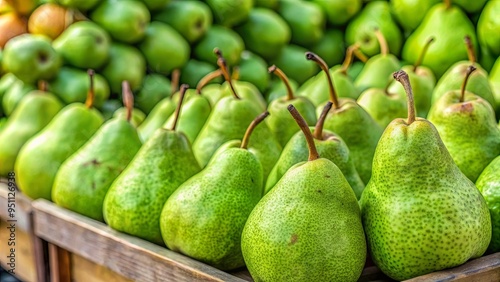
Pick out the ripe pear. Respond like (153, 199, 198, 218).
(238, 51, 269, 93)
(136, 0, 171, 12)
(180, 60, 219, 89)
(113, 107, 146, 128)
(242, 105, 366, 282)
(265, 76, 298, 103)
(206, 0, 252, 27)
(2, 78, 35, 116)
(428, 66, 500, 182)
(160, 112, 266, 270)
(193, 25, 244, 67)
(28, 3, 74, 40)
(101, 43, 146, 94)
(278, 0, 325, 47)
(138, 99, 176, 142)
(478, 1, 500, 59)
(0, 90, 62, 176)
(390, 0, 440, 32)
(0, 73, 18, 115)
(0, 12, 27, 48)
(104, 85, 201, 245)
(52, 82, 142, 221)
(135, 73, 171, 114)
(312, 0, 361, 26)
(16, 71, 104, 200)
(361, 70, 491, 280)
(270, 45, 319, 85)
(453, 0, 487, 13)
(310, 29, 345, 67)
(90, 0, 150, 44)
(489, 57, 500, 118)
(55, 0, 100, 11)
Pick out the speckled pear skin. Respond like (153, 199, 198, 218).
(360, 118, 492, 281)
(160, 148, 263, 270)
(192, 96, 262, 167)
(322, 98, 383, 184)
(247, 120, 282, 183)
(104, 129, 201, 245)
(138, 98, 176, 142)
(267, 96, 317, 147)
(354, 54, 400, 93)
(357, 88, 407, 128)
(16, 104, 103, 200)
(265, 128, 364, 198)
(52, 118, 142, 221)
(432, 62, 497, 111)
(476, 156, 500, 253)
(427, 91, 500, 182)
(242, 158, 366, 282)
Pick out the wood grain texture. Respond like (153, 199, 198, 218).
(32, 199, 248, 282)
(0, 181, 32, 231)
(49, 244, 71, 282)
(0, 220, 37, 282)
(71, 253, 133, 282)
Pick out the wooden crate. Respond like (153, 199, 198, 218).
(0, 180, 48, 282)
(32, 199, 500, 282)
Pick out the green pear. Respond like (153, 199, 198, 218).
(104, 85, 201, 244)
(180, 59, 221, 89)
(139, 22, 190, 75)
(160, 112, 266, 270)
(2, 34, 61, 84)
(242, 105, 366, 281)
(16, 71, 104, 200)
(49, 67, 110, 108)
(453, 0, 487, 13)
(55, 0, 100, 11)
(308, 52, 384, 184)
(136, 0, 170, 11)
(52, 21, 111, 70)
(390, 0, 440, 32)
(266, 65, 316, 147)
(52, 82, 143, 221)
(101, 43, 146, 94)
(478, 1, 500, 59)
(360, 70, 491, 280)
(354, 29, 401, 93)
(135, 73, 171, 114)
(153, 0, 212, 43)
(266, 102, 365, 199)
(402, 1, 477, 78)
(428, 66, 500, 182)
(2, 78, 35, 116)
(113, 107, 146, 128)
(255, 0, 277, 9)
(278, 0, 325, 47)
(312, 0, 361, 26)
(310, 29, 345, 67)
(0, 91, 62, 176)
(100, 99, 122, 120)
(216, 79, 267, 111)
(235, 8, 290, 61)
(206, 0, 252, 27)
(270, 45, 319, 85)
(490, 57, 500, 118)
(138, 97, 176, 142)
(345, 1, 402, 57)
(348, 61, 365, 81)
(476, 156, 500, 253)
(265, 77, 298, 104)
(0, 73, 18, 116)
(90, 0, 150, 44)
(237, 51, 269, 94)
(193, 25, 244, 67)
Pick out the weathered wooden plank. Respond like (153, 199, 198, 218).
(0, 180, 32, 231)
(71, 253, 133, 282)
(49, 244, 71, 282)
(32, 199, 248, 282)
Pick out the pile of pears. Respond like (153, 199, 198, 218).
(0, 0, 500, 281)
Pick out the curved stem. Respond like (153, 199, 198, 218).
(85, 69, 95, 109)
(170, 69, 180, 95)
(460, 65, 477, 103)
(232, 66, 240, 81)
(122, 81, 134, 123)
(383, 77, 393, 95)
(393, 71, 415, 125)
(374, 28, 389, 56)
(353, 48, 369, 63)
(464, 35, 476, 64)
(288, 104, 319, 161)
(413, 37, 434, 72)
(444, 0, 451, 9)
(196, 69, 223, 94)
(314, 101, 333, 140)
(340, 44, 359, 75)
(171, 84, 189, 131)
(269, 65, 294, 101)
(306, 52, 339, 109)
(241, 111, 270, 149)
(38, 80, 48, 92)
(215, 48, 240, 99)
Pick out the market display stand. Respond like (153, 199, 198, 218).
(0, 181, 48, 282)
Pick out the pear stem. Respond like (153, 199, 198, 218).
(460, 65, 477, 103)
(464, 35, 476, 64)
(340, 44, 359, 75)
(444, 0, 451, 9)
(393, 71, 416, 125)
(413, 37, 435, 72)
(383, 78, 392, 95)
(170, 69, 180, 95)
(232, 66, 240, 80)
(269, 65, 294, 101)
(241, 111, 270, 149)
(85, 69, 95, 109)
(122, 81, 134, 123)
(215, 48, 240, 99)
(196, 69, 223, 94)
(314, 101, 333, 140)
(374, 28, 389, 56)
(306, 52, 339, 109)
(353, 48, 368, 63)
(288, 105, 320, 161)
(38, 80, 48, 92)
(170, 84, 189, 131)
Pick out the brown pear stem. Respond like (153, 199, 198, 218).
(241, 111, 270, 149)
(464, 35, 476, 64)
(170, 69, 180, 95)
(122, 81, 134, 123)
(85, 69, 95, 109)
(393, 71, 415, 125)
(38, 80, 48, 92)
(413, 37, 435, 72)
(444, 0, 451, 9)
(353, 48, 369, 63)
(196, 69, 223, 94)
(460, 65, 477, 103)
(288, 105, 320, 161)
(374, 28, 389, 56)
(232, 66, 240, 80)
(306, 52, 339, 109)
(314, 102, 333, 140)
(171, 84, 189, 131)
(383, 78, 393, 95)
(268, 65, 294, 101)
(215, 48, 240, 99)
(340, 44, 359, 75)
